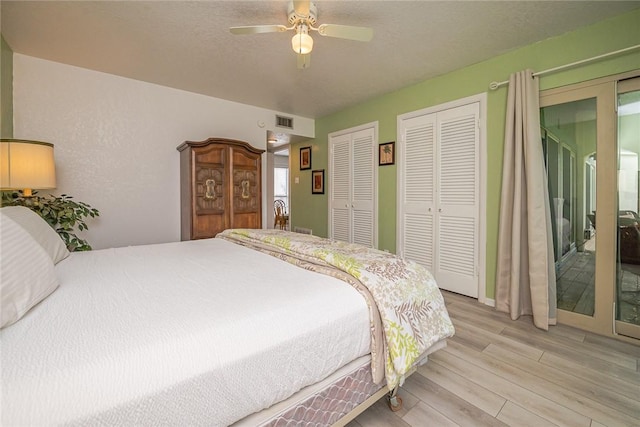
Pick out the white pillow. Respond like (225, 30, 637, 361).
(1, 214, 59, 329)
(1, 206, 69, 264)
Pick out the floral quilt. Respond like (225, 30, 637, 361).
(217, 229, 455, 390)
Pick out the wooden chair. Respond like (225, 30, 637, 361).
(274, 199, 288, 230)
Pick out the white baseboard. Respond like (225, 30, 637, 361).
(482, 298, 495, 307)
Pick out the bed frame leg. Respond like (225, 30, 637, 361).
(386, 388, 403, 412)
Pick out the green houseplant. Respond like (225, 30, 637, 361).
(1, 191, 100, 251)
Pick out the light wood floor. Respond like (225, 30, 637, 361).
(347, 291, 640, 427)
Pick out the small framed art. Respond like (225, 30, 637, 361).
(300, 146, 312, 170)
(312, 169, 324, 194)
(379, 141, 395, 166)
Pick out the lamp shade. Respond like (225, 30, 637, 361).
(292, 28, 313, 54)
(1, 139, 57, 194)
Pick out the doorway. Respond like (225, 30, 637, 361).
(540, 71, 640, 340)
(273, 150, 290, 230)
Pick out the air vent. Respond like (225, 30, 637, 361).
(276, 115, 294, 129)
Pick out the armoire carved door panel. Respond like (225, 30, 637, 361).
(194, 145, 226, 215)
(178, 138, 264, 240)
(232, 168, 259, 213)
(230, 147, 262, 230)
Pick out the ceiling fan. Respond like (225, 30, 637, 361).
(230, 0, 373, 69)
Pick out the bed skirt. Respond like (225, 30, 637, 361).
(232, 355, 382, 426)
(233, 336, 445, 426)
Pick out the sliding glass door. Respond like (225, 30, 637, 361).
(615, 77, 640, 340)
(540, 93, 606, 332)
(541, 101, 593, 317)
(540, 71, 639, 340)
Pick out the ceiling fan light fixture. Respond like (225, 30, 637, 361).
(291, 25, 313, 54)
(230, 1, 373, 69)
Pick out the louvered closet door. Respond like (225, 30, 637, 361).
(329, 126, 376, 247)
(435, 103, 479, 297)
(351, 128, 375, 247)
(399, 113, 437, 272)
(330, 135, 351, 242)
(398, 102, 480, 298)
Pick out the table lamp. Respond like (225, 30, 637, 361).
(1, 139, 56, 197)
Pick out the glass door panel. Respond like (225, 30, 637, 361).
(541, 98, 596, 317)
(616, 77, 640, 340)
(541, 73, 635, 339)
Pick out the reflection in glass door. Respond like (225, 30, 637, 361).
(540, 72, 640, 340)
(540, 78, 618, 337)
(616, 77, 640, 340)
(541, 99, 596, 317)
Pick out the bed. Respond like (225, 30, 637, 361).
(0, 206, 455, 426)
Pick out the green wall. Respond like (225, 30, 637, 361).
(290, 8, 640, 300)
(1, 35, 13, 138)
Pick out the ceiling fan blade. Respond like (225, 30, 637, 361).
(230, 25, 288, 35)
(293, 0, 311, 17)
(317, 24, 373, 42)
(297, 53, 311, 70)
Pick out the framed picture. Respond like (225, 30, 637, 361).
(379, 141, 395, 166)
(312, 169, 324, 194)
(300, 146, 312, 170)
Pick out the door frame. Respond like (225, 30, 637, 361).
(615, 76, 640, 341)
(540, 70, 640, 340)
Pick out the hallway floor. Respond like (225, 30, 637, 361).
(555, 236, 640, 326)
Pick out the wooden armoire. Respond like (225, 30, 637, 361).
(177, 138, 264, 240)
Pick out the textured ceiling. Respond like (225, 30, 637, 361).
(2, 1, 639, 119)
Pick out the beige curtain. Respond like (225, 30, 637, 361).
(495, 69, 557, 330)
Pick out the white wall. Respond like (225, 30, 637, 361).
(13, 54, 314, 249)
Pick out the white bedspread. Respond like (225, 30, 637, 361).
(1, 238, 371, 426)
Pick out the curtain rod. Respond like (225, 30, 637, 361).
(488, 44, 640, 90)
